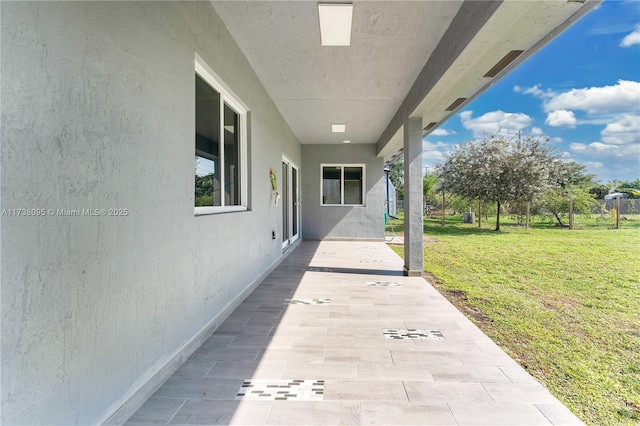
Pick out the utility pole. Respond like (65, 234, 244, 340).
(507, 129, 529, 141)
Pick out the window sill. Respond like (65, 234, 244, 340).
(195, 206, 247, 216)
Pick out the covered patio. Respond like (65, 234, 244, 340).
(2, 1, 599, 423)
(122, 241, 581, 425)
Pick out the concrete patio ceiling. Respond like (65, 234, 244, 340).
(212, 0, 599, 162)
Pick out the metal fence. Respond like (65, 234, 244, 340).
(593, 199, 640, 216)
(396, 198, 640, 216)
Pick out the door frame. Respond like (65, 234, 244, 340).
(281, 157, 300, 249)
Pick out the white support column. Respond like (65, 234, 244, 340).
(403, 117, 424, 276)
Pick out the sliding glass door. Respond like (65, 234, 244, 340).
(282, 159, 300, 249)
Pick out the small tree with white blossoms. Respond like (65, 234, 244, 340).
(436, 134, 557, 231)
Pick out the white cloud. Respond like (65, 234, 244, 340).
(601, 114, 640, 145)
(551, 137, 564, 143)
(460, 110, 533, 138)
(513, 84, 555, 100)
(459, 111, 473, 121)
(430, 128, 457, 136)
(422, 140, 452, 164)
(589, 18, 635, 36)
(544, 80, 640, 114)
(545, 110, 577, 128)
(531, 127, 544, 135)
(422, 140, 448, 149)
(621, 25, 640, 47)
(583, 161, 606, 172)
(569, 141, 640, 158)
(570, 142, 617, 153)
(566, 113, 630, 126)
(423, 150, 445, 162)
(560, 151, 575, 162)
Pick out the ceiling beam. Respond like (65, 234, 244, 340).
(376, 0, 502, 157)
(418, 0, 601, 145)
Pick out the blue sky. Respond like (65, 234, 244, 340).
(423, 0, 640, 184)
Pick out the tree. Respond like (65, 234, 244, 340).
(619, 188, 640, 198)
(423, 172, 438, 206)
(539, 188, 596, 226)
(436, 135, 557, 231)
(553, 161, 595, 188)
(615, 178, 640, 199)
(195, 157, 217, 206)
(589, 184, 610, 199)
(616, 178, 640, 190)
(539, 161, 596, 227)
(388, 157, 404, 200)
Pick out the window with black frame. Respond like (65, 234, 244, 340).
(321, 164, 365, 206)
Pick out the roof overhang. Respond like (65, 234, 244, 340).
(211, 0, 600, 164)
(378, 0, 600, 164)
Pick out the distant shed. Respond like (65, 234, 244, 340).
(604, 192, 629, 200)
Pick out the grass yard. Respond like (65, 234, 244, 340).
(389, 214, 640, 425)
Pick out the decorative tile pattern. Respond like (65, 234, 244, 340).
(235, 379, 325, 401)
(306, 267, 334, 272)
(383, 329, 445, 340)
(285, 298, 331, 305)
(367, 281, 402, 287)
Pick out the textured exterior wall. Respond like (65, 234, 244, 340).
(301, 144, 384, 240)
(1, 2, 300, 424)
(403, 118, 424, 276)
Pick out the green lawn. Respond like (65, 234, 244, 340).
(390, 214, 640, 425)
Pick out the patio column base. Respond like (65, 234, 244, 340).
(403, 267, 422, 277)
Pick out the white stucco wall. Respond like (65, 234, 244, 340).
(1, 2, 300, 424)
(301, 144, 384, 240)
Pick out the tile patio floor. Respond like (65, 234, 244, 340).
(125, 241, 583, 425)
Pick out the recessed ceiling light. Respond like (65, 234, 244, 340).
(332, 123, 346, 133)
(318, 3, 353, 46)
(343, 140, 351, 144)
